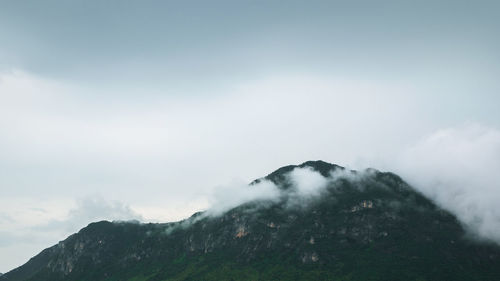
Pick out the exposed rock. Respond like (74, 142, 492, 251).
(2, 161, 500, 281)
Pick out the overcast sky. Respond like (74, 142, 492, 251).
(1, 0, 500, 273)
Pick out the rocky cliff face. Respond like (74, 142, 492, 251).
(3, 161, 500, 281)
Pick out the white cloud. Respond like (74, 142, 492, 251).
(206, 179, 281, 216)
(205, 166, 360, 216)
(0, 196, 141, 273)
(61, 196, 143, 228)
(2, 70, 500, 272)
(132, 198, 210, 223)
(0, 70, 423, 203)
(394, 123, 500, 243)
(287, 166, 329, 196)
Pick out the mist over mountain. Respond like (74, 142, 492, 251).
(2, 160, 500, 281)
(2, 0, 500, 276)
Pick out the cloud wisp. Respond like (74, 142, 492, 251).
(205, 139, 500, 247)
(205, 178, 281, 216)
(394, 123, 500, 244)
(205, 166, 365, 217)
(35, 196, 143, 233)
(0, 196, 142, 273)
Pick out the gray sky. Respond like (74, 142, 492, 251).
(1, 0, 500, 273)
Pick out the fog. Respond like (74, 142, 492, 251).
(1, 0, 500, 273)
(1, 71, 500, 271)
(201, 124, 500, 247)
(393, 124, 500, 244)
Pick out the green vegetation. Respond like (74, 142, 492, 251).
(2, 161, 500, 281)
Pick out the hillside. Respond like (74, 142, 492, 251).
(2, 160, 500, 281)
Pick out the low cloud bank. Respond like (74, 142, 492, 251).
(206, 127, 500, 247)
(288, 167, 330, 196)
(41, 196, 144, 232)
(0, 196, 142, 273)
(394, 123, 500, 244)
(206, 179, 281, 216)
(205, 166, 367, 217)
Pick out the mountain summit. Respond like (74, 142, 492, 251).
(2, 161, 500, 281)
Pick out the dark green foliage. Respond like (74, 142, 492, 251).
(2, 161, 500, 281)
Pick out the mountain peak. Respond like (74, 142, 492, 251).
(252, 160, 344, 186)
(3, 161, 500, 281)
(297, 160, 345, 175)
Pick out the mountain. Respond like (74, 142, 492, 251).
(2, 160, 500, 281)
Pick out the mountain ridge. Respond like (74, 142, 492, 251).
(3, 160, 500, 281)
